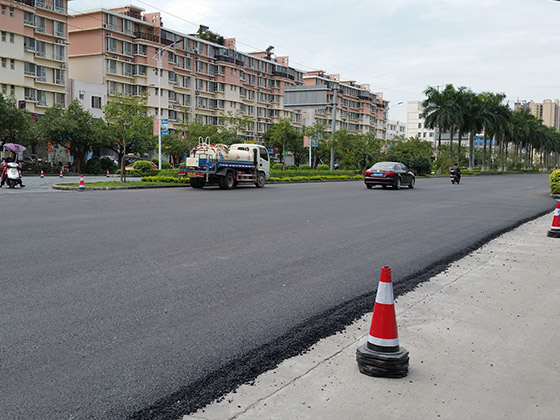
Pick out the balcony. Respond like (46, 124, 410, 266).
(133, 31, 159, 43)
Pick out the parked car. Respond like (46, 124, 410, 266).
(364, 161, 415, 190)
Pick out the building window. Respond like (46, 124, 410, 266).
(133, 65, 146, 76)
(107, 37, 117, 53)
(35, 0, 45, 8)
(107, 59, 117, 74)
(36, 66, 46, 82)
(37, 90, 47, 106)
(1, 84, 7, 95)
(54, 45, 65, 61)
(123, 63, 132, 77)
(24, 11, 34, 25)
(54, 21, 65, 38)
(1, 5, 5, 15)
(35, 41, 46, 57)
(106, 14, 117, 30)
(133, 44, 146, 56)
(123, 41, 132, 56)
(1, 58, 6, 68)
(10, 33, 14, 43)
(122, 19, 132, 35)
(25, 88, 36, 101)
(35, 16, 46, 33)
(54, 69, 65, 85)
(24, 37, 35, 51)
(9, 6, 14, 16)
(10, 59, 15, 70)
(24, 62, 36, 76)
(55, 93, 65, 107)
(91, 96, 102, 109)
(53, 0, 64, 13)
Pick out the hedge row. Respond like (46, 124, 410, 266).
(551, 170, 560, 194)
(141, 175, 188, 184)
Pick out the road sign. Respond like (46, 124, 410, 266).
(303, 136, 310, 147)
(312, 141, 318, 148)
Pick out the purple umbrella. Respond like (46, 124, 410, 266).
(3, 143, 27, 153)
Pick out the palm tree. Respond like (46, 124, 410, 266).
(422, 84, 459, 162)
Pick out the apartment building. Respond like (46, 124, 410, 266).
(0, 0, 70, 117)
(68, 6, 305, 143)
(386, 119, 406, 141)
(515, 99, 560, 130)
(296, 71, 387, 138)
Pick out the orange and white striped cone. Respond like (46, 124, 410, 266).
(59, 169, 64, 178)
(547, 203, 560, 238)
(106, 170, 110, 178)
(78, 174, 85, 191)
(356, 266, 409, 378)
(40, 170, 44, 178)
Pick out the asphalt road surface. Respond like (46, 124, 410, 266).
(0, 174, 554, 419)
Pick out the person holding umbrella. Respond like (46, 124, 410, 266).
(1, 144, 26, 188)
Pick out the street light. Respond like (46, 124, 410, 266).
(153, 39, 181, 169)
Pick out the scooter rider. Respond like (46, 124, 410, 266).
(450, 163, 461, 182)
(1, 151, 25, 188)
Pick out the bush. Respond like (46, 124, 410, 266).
(271, 162, 284, 170)
(316, 164, 330, 171)
(161, 161, 172, 169)
(298, 164, 311, 170)
(141, 175, 188, 184)
(287, 164, 297, 170)
(133, 160, 154, 173)
(406, 157, 431, 176)
(550, 169, 560, 194)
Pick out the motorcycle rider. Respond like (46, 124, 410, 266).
(1, 151, 25, 188)
(450, 163, 461, 182)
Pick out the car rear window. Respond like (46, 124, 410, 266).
(372, 162, 396, 170)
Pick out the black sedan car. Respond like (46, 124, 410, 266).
(364, 161, 415, 190)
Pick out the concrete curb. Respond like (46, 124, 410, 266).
(51, 184, 189, 191)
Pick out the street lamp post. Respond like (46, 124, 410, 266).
(330, 84, 338, 171)
(153, 39, 180, 169)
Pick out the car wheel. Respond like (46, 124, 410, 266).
(393, 177, 401, 190)
(381, 185, 387, 189)
(408, 177, 415, 189)
(366, 184, 373, 189)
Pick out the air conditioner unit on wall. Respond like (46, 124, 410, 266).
(106, 32, 112, 37)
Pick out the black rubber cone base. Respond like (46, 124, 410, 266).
(547, 229, 560, 238)
(356, 344, 409, 378)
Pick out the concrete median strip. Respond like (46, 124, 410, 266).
(184, 213, 560, 420)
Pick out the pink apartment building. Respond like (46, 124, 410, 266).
(68, 6, 306, 143)
(0, 0, 70, 117)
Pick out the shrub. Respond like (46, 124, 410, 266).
(287, 164, 297, 170)
(550, 169, 560, 194)
(298, 164, 311, 170)
(316, 164, 330, 171)
(271, 162, 284, 170)
(407, 157, 431, 176)
(133, 160, 154, 173)
(141, 175, 188, 184)
(161, 162, 172, 169)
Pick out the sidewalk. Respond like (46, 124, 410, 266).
(184, 212, 560, 420)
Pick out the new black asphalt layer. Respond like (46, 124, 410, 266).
(0, 174, 555, 420)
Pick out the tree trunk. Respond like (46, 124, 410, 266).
(457, 131, 463, 166)
(504, 141, 509, 171)
(448, 126, 454, 162)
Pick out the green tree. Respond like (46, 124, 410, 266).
(103, 93, 154, 181)
(263, 118, 300, 167)
(423, 84, 460, 162)
(219, 111, 252, 144)
(0, 94, 36, 149)
(38, 100, 105, 173)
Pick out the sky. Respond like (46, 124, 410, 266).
(69, 0, 560, 122)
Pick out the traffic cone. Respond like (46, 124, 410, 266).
(547, 203, 560, 238)
(356, 266, 409, 378)
(40, 170, 44, 178)
(59, 169, 64, 178)
(106, 169, 110, 178)
(78, 174, 85, 191)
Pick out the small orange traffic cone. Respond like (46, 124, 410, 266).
(106, 170, 110, 177)
(547, 203, 560, 238)
(59, 169, 63, 178)
(356, 266, 409, 378)
(40, 170, 44, 178)
(78, 174, 85, 191)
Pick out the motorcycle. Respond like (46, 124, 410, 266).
(450, 170, 461, 184)
(2, 162, 25, 188)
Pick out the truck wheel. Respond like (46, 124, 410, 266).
(255, 171, 266, 188)
(219, 172, 235, 190)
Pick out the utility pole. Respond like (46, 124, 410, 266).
(330, 84, 338, 171)
(153, 39, 180, 169)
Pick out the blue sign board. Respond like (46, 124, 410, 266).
(161, 118, 169, 136)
